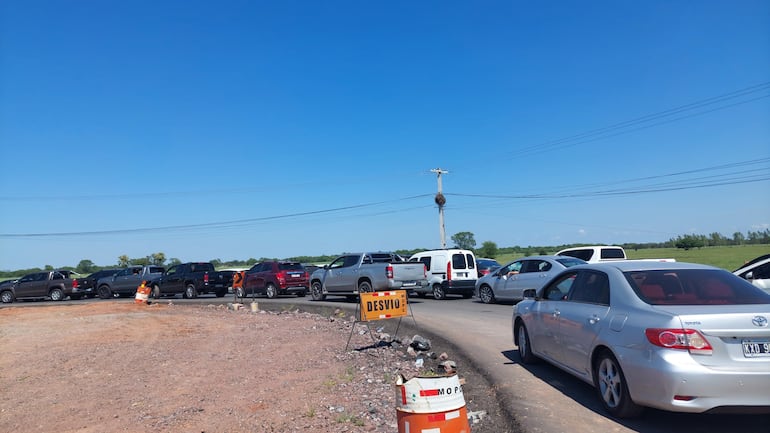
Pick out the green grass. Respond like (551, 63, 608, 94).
(493, 244, 770, 272)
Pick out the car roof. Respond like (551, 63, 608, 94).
(576, 261, 718, 272)
(733, 254, 770, 273)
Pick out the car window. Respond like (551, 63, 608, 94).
(569, 271, 610, 305)
(149, 267, 164, 274)
(451, 254, 468, 270)
(629, 269, 770, 305)
(542, 273, 576, 300)
(558, 249, 593, 261)
(466, 254, 476, 270)
(418, 257, 431, 270)
(343, 255, 360, 267)
(556, 257, 587, 268)
(166, 266, 178, 276)
(600, 248, 625, 260)
(279, 263, 304, 271)
(743, 261, 770, 280)
(504, 261, 523, 274)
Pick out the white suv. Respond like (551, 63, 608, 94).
(555, 245, 626, 263)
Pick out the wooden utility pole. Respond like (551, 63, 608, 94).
(431, 168, 448, 249)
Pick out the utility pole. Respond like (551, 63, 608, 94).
(431, 168, 448, 249)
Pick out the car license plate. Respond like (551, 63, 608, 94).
(742, 340, 770, 357)
(290, 273, 301, 278)
(402, 281, 417, 287)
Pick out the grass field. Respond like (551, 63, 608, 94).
(493, 244, 770, 272)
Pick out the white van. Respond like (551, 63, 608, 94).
(408, 249, 477, 299)
(555, 246, 626, 263)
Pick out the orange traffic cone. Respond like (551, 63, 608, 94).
(396, 373, 471, 433)
(135, 281, 150, 305)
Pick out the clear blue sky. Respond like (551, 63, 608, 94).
(1, 1, 769, 271)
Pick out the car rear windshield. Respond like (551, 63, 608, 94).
(556, 257, 587, 268)
(600, 248, 625, 259)
(278, 263, 304, 271)
(627, 269, 770, 305)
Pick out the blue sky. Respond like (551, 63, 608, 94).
(1, 0, 769, 271)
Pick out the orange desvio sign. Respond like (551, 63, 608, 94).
(359, 291, 408, 322)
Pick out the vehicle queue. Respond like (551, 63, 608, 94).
(2, 247, 769, 419)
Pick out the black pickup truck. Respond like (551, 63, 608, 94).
(148, 262, 231, 299)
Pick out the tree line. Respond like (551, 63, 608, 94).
(1, 229, 768, 279)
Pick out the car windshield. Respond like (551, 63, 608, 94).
(279, 263, 304, 271)
(627, 269, 770, 305)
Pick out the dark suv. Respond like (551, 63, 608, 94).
(240, 261, 309, 298)
(79, 269, 121, 298)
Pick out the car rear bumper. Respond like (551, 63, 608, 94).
(280, 286, 308, 295)
(622, 348, 770, 413)
(440, 280, 476, 295)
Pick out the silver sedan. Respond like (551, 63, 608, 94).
(512, 261, 770, 418)
(475, 255, 585, 304)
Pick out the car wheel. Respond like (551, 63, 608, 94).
(184, 284, 197, 299)
(151, 285, 161, 299)
(235, 287, 245, 298)
(98, 285, 112, 299)
(516, 323, 538, 364)
(594, 350, 643, 418)
(310, 281, 326, 301)
(215, 288, 226, 298)
(358, 281, 373, 294)
(0, 290, 13, 303)
(265, 284, 277, 299)
(479, 285, 496, 304)
(432, 284, 446, 300)
(50, 288, 64, 301)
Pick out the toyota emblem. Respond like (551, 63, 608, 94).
(752, 316, 768, 327)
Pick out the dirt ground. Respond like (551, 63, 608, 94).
(0, 301, 516, 433)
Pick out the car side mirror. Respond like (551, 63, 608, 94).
(745, 271, 754, 280)
(523, 289, 537, 299)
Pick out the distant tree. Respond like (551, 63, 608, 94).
(210, 258, 222, 267)
(733, 232, 745, 245)
(477, 241, 498, 258)
(451, 232, 476, 250)
(76, 260, 96, 274)
(708, 232, 726, 247)
(118, 255, 130, 267)
(132, 256, 149, 266)
(168, 258, 182, 267)
(44, 265, 54, 271)
(674, 235, 704, 250)
(149, 252, 166, 266)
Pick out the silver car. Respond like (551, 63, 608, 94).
(475, 255, 585, 304)
(512, 261, 770, 417)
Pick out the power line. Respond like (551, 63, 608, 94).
(0, 194, 433, 238)
(507, 81, 770, 159)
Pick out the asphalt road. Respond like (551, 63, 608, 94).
(4, 294, 769, 432)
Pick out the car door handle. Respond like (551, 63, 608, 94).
(551, 310, 561, 318)
(589, 315, 601, 325)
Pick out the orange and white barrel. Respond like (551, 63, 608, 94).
(134, 281, 150, 304)
(396, 373, 471, 433)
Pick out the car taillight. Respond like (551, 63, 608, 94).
(386, 265, 393, 279)
(446, 261, 452, 280)
(423, 264, 427, 278)
(204, 274, 209, 283)
(645, 328, 713, 355)
(72, 279, 79, 288)
(277, 271, 286, 285)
